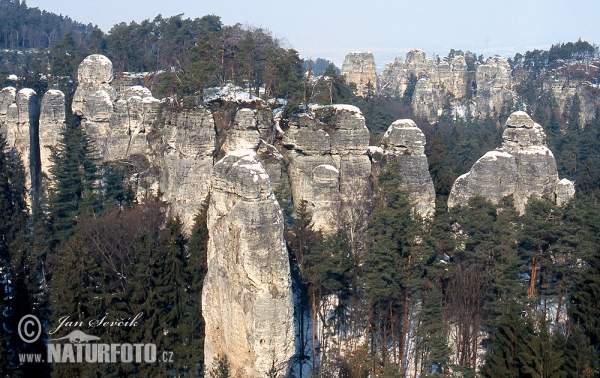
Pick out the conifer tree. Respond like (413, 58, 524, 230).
(362, 161, 429, 371)
(481, 300, 527, 378)
(47, 112, 100, 244)
(518, 315, 565, 378)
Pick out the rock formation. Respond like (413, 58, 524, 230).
(378, 49, 469, 121)
(448, 111, 575, 213)
(341, 52, 377, 97)
(369, 119, 436, 218)
(39, 89, 66, 178)
(159, 108, 216, 227)
(0, 87, 38, 192)
(282, 105, 371, 233)
(474, 57, 514, 117)
(203, 150, 294, 377)
(72, 55, 160, 161)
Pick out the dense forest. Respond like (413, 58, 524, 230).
(1, 0, 600, 377)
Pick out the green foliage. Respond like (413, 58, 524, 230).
(208, 354, 231, 378)
(304, 58, 340, 76)
(518, 316, 566, 378)
(0, 0, 93, 50)
(481, 300, 527, 378)
(47, 113, 100, 243)
(0, 131, 36, 375)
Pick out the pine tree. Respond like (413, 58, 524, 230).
(178, 202, 209, 376)
(415, 277, 451, 376)
(47, 112, 100, 244)
(481, 300, 527, 378)
(570, 247, 600, 367)
(362, 161, 428, 371)
(518, 316, 566, 378)
(562, 323, 597, 378)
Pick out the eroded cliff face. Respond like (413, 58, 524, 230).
(202, 150, 294, 377)
(159, 108, 217, 227)
(0, 86, 38, 192)
(72, 55, 161, 161)
(39, 89, 66, 178)
(448, 111, 575, 213)
(369, 119, 436, 218)
(474, 57, 514, 117)
(341, 52, 378, 97)
(282, 104, 371, 234)
(377, 50, 469, 121)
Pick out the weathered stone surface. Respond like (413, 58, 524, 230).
(543, 75, 600, 126)
(0, 87, 16, 120)
(73, 55, 118, 154)
(282, 105, 371, 233)
(221, 108, 261, 153)
(203, 150, 294, 377)
(448, 111, 575, 212)
(341, 52, 377, 97)
(475, 57, 514, 117)
(257, 140, 286, 187)
(39, 89, 66, 177)
(376, 119, 436, 218)
(378, 49, 469, 121)
(108, 94, 160, 160)
(448, 151, 518, 207)
(160, 108, 216, 227)
(556, 178, 576, 207)
(2, 88, 38, 192)
(78, 54, 114, 85)
(121, 85, 153, 100)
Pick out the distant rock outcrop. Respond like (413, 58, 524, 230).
(474, 56, 514, 117)
(341, 52, 377, 97)
(369, 119, 436, 218)
(377, 50, 469, 121)
(203, 150, 294, 377)
(448, 111, 575, 213)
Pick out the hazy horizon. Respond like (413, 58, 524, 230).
(23, 0, 600, 69)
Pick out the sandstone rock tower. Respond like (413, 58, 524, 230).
(39, 89, 66, 178)
(341, 52, 377, 97)
(448, 111, 575, 213)
(474, 56, 514, 117)
(282, 105, 371, 234)
(202, 150, 294, 377)
(369, 119, 436, 218)
(0, 86, 39, 192)
(72, 54, 160, 161)
(378, 49, 469, 121)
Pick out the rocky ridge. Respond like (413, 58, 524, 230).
(345, 50, 596, 124)
(448, 111, 575, 213)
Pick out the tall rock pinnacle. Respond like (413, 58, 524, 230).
(202, 150, 294, 377)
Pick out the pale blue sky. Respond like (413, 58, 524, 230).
(25, 0, 600, 69)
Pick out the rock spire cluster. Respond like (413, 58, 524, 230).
(448, 111, 575, 213)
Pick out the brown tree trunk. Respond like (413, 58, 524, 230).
(528, 256, 539, 298)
